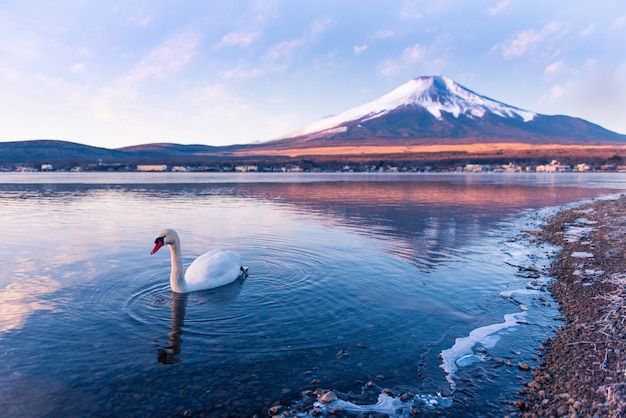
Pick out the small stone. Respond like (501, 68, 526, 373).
(320, 391, 337, 403)
(400, 392, 414, 401)
(269, 406, 282, 415)
(518, 363, 531, 371)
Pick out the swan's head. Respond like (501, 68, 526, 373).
(151, 228, 178, 255)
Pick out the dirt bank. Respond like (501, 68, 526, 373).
(518, 195, 626, 417)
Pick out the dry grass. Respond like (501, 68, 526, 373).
(236, 143, 626, 158)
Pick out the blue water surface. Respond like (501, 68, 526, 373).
(1, 172, 624, 417)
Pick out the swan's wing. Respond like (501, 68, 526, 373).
(185, 250, 242, 290)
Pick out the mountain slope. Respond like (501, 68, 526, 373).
(257, 76, 626, 150)
(0, 140, 127, 163)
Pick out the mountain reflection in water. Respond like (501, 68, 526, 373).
(0, 173, 624, 417)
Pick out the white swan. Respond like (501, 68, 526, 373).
(150, 228, 246, 293)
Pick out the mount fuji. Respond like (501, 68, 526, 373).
(5, 76, 625, 166)
(254, 75, 626, 152)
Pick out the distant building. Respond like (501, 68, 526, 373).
(41, 164, 53, 171)
(575, 163, 591, 172)
(464, 163, 490, 172)
(137, 165, 168, 172)
(235, 165, 258, 172)
(536, 160, 570, 173)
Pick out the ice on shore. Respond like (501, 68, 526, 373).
(571, 251, 594, 258)
(440, 311, 527, 390)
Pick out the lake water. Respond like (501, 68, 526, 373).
(1, 172, 625, 417)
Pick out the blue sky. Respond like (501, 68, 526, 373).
(1, 1, 625, 148)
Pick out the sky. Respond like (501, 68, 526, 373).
(1, 1, 625, 149)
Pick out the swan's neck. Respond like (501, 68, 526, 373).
(168, 241, 187, 293)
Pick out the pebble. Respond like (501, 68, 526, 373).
(320, 391, 337, 403)
(268, 406, 282, 415)
(527, 381, 541, 390)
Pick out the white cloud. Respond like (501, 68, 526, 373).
(220, 17, 332, 79)
(198, 83, 228, 101)
(583, 58, 597, 71)
(374, 29, 395, 39)
(69, 63, 85, 75)
(539, 69, 626, 133)
(488, 0, 511, 16)
(544, 60, 564, 75)
(122, 30, 201, 83)
(609, 15, 626, 31)
(128, 15, 152, 27)
(220, 66, 263, 80)
(70, 91, 118, 122)
(544, 84, 564, 100)
(580, 23, 595, 37)
(215, 31, 260, 49)
(354, 44, 368, 55)
(378, 43, 425, 76)
(399, 1, 422, 20)
(492, 21, 564, 58)
(307, 16, 333, 36)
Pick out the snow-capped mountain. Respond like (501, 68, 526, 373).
(287, 76, 535, 138)
(262, 75, 625, 148)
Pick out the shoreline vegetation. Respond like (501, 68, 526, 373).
(518, 195, 626, 417)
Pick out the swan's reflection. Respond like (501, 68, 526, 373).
(157, 292, 188, 365)
(156, 278, 246, 364)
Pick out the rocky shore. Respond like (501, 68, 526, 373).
(518, 195, 626, 417)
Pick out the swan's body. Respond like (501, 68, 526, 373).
(151, 228, 245, 293)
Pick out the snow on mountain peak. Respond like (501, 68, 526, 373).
(288, 76, 536, 138)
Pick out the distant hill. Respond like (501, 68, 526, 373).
(1, 76, 625, 166)
(0, 140, 237, 165)
(0, 140, 126, 163)
(117, 143, 229, 160)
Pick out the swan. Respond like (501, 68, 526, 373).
(150, 228, 246, 293)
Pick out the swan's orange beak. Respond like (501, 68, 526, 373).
(151, 237, 165, 255)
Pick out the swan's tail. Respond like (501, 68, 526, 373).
(240, 266, 249, 278)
